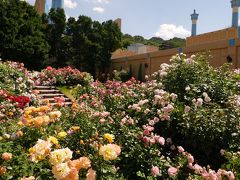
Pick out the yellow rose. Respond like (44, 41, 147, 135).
(29, 139, 52, 162)
(8, 112, 14, 116)
(99, 144, 121, 161)
(79, 140, 84, 145)
(48, 136, 59, 145)
(103, 133, 115, 143)
(58, 132, 67, 139)
(71, 126, 80, 131)
(49, 111, 62, 120)
(49, 148, 72, 165)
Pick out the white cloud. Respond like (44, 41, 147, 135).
(84, 0, 111, 4)
(93, 7, 105, 13)
(64, 0, 77, 9)
(65, 14, 70, 20)
(95, 0, 110, 4)
(155, 24, 191, 40)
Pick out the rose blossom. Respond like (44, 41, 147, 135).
(86, 168, 96, 180)
(177, 146, 184, 153)
(151, 166, 160, 177)
(2, 152, 12, 161)
(158, 137, 165, 146)
(184, 106, 191, 113)
(168, 167, 178, 177)
(187, 154, 194, 164)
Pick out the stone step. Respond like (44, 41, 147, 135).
(37, 89, 61, 93)
(34, 85, 73, 106)
(40, 97, 72, 103)
(34, 86, 56, 89)
(39, 94, 65, 98)
(50, 102, 72, 106)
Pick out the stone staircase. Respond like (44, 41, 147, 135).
(34, 85, 72, 106)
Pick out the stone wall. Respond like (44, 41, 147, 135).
(112, 38, 240, 80)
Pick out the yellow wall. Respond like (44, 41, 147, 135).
(112, 38, 240, 79)
(186, 27, 238, 47)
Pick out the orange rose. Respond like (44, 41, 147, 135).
(0, 166, 7, 176)
(2, 152, 12, 161)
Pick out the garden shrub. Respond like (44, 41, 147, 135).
(32, 66, 93, 86)
(0, 61, 32, 94)
(153, 53, 240, 168)
(0, 56, 239, 179)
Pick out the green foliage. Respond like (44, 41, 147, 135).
(222, 151, 240, 179)
(0, 61, 32, 94)
(122, 34, 186, 50)
(112, 69, 132, 82)
(44, 8, 66, 67)
(156, 53, 240, 168)
(45, 15, 122, 78)
(137, 63, 143, 81)
(0, 0, 49, 70)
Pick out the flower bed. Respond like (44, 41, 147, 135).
(32, 66, 93, 86)
(0, 54, 240, 179)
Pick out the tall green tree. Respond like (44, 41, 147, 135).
(0, 0, 49, 70)
(61, 16, 122, 78)
(45, 8, 66, 67)
(98, 20, 122, 75)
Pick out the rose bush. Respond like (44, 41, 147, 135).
(0, 54, 239, 179)
(31, 66, 93, 86)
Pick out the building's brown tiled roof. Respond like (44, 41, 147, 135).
(111, 49, 136, 59)
(146, 45, 159, 52)
(112, 45, 159, 59)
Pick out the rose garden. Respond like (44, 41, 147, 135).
(0, 53, 239, 180)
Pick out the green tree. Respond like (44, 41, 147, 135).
(0, 0, 49, 70)
(98, 20, 122, 75)
(45, 8, 66, 67)
(61, 16, 122, 78)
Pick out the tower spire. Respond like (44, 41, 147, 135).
(35, 0, 46, 15)
(231, 0, 240, 27)
(52, 0, 64, 9)
(191, 9, 199, 36)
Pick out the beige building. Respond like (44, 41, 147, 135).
(35, 0, 46, 15)
(111, 1, 240, 80)
(112, 27, 240, 80)
(114, 18, 122, 31)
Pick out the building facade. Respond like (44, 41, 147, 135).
(52, 0, 64, 9)
(34, 0, 46, 15)
(111, 1, 240, 80)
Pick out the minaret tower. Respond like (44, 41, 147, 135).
(191, 9, 199, 36)
(231, 0, 240, 27)
(52, 0, 64, 9)
(35, 0, 46, 15)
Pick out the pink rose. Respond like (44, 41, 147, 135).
(228, 171, 235, 180)
(158, 137, 165, 146)
(99, 118, 105, 124)
(143, 136, 150, 144)
(220, 149, 225, 156)
(193, 164, 203, 174)
(151, 166, 160, 177)
(143, 130, 150, 136)
(187, 154, 194, 164)
(86, 168, 96, 180)
(184, 106, 191, 113)
(168, 167, 178, 177)
(177, 146, 185, 153)
(149, 138, 156, 145)
(209, 171, 218, 180)
(149, 120, 155, 126)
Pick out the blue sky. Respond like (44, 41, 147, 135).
(26, 0, 232, 40)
